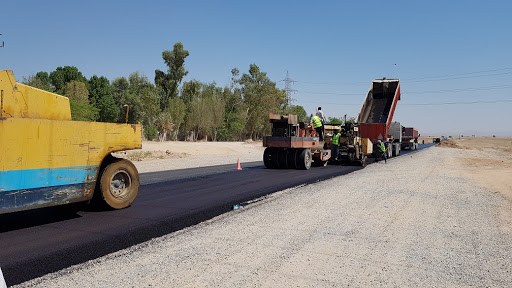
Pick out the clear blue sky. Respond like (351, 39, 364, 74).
(2, 0, 511, 136)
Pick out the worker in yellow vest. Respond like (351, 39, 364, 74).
(331, 128, 341, 161)
(377, 140, 387, 163)
(311, 115, 323, 140)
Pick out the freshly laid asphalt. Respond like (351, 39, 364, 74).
(0, 144, 433, 285)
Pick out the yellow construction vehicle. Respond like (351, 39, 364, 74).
(324, 123, 372, 166)
(0, 70, 142, 214)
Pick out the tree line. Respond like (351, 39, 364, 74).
(24, 42, 315, 141)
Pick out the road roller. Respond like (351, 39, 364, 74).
(262, 113, 330, 170)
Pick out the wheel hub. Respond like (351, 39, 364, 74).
(110, 170, 132, 199)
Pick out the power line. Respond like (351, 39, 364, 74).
(293, 67, 512, 86)
(299, 91, 361, 96)
(405, 71, 512, 83)
(402, 67, 512, 82)
(404, 84, 512, 94)
(298, 99, 512, 107)
(296, 84, 512, 97)
(403, 99, 512, 106)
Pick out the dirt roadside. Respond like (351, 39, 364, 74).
(438, 137, 512, 205)
(115, 140, 266, 173)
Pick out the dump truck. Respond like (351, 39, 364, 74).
(0, 70, 142, 214)
(401, 126, 419, 150)
(389, 122, 419, 155)
(356, 78, 401, 158)
(262, 113, 330, 170)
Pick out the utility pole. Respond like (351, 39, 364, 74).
(280, 71, 296, 108)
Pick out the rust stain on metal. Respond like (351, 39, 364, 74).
(130, 124, 137, 133)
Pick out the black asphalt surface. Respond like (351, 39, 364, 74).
(0, 143, 435, 285)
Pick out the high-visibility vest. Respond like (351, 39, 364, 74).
(379, 142, 386, 152)
(312, 116, 322, 128)
(332, 133, 340, 145)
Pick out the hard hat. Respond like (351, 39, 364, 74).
(377, 140, 381, 143)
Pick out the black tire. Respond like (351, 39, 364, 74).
(271, 148, 280, 168)
(277, 148, 289, 169)
(297, 149, 312, 170)
(263, 147, 273, 169)
(288, 149, 298, 169)
(99, 159, 139, 209)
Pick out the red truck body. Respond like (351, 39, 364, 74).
(403, 127, 419, 140)
(356, 79, 401, 143)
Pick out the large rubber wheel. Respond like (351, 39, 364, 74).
(100, 159, 140, 209)
(297, 149, 312, 170)
(277, 149, 288, 169)
(287, 149, 298, 169)
(271, 148, 280, 168)
(263, 147, 274, 169)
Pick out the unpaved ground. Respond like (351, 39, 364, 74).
(439, 137, 512, 205)
(116, 141, 266, 173)
(15, 139, 512, 287)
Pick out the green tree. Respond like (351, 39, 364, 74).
(23, 72, 52, 91)
(182, 82, 225, 141)
(201, 83, 225, 141)
(144, 125, 158, 141)
(217, 70, 247, 141)
(166, 97, 186, 140)
(327, 116, 343, 125)
(89, 75, 119, 122)
(50, 66, 87, 95)
(327, 116, 356, 125)
(112, 77, 139, 123)
(237, 64, 286, 139)
(155, 42, 189, 110)
(181, 79, 201, 105)
(285, 105, 308, 123)
(155, 111, 174, 141)
(65, 81, 98, 121)
(65, 80, 89, 103)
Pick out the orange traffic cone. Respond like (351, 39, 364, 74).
(236, 158, 242, 170)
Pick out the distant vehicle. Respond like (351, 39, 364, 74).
(389, 122, 419, 155)
(433, 138, 441, 143)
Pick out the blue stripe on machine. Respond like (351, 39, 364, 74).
(0, 183, 93, 214)
(0, 166, 98, 192)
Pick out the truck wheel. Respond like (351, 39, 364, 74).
(297, 149, 312, 170)
(100, 159, 140, 209)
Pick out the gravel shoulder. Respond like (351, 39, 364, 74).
(15, 142, 512, 287)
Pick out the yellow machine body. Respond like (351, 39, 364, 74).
(0, 70, 142, 214)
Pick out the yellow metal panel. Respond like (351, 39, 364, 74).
(0, 117, 142, 171)
(360, 137, 373, 155)
(0, 70, 71, 120)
